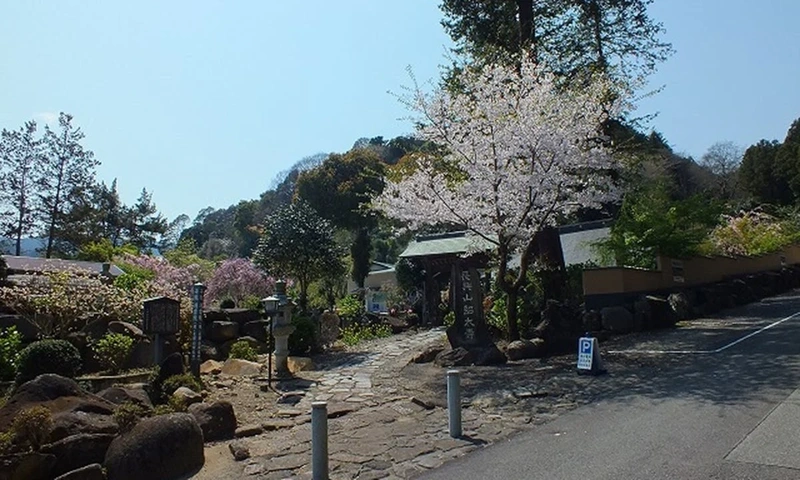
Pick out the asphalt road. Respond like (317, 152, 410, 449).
(418, 294, 800, 480)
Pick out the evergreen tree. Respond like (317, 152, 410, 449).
(0, 121, 42, 255)
(39, 113, 99, 258)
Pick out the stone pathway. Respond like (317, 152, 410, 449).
(295, 328, 446, 409)
(195, 327, 620, 480)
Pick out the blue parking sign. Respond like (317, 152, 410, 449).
(577, 337, 594, 370)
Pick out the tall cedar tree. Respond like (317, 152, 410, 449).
(0, 121, 41, 255)
(39, 113, 99, 258)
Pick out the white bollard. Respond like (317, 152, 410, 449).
(447, 370, 462, 438)
(311, 401, 329, 480)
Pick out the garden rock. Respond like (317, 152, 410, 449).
(155, 353, 185, 385)
(0, 452, 56, 480)
(0, 314, 40, 342)
(200, 341, 222, 362)
(200, 360, 223, 375)
(411, 345, 444, 364)
(288, 357, 314, 372)
(107, 321, 144, 339)
(434, 347, 474, 367)
(601, 306, 635, 333)
(173, 387, 203, 406)
(97, 386, 153, 408)
(668, 292, 693, 320)
(54, 463, 105, 480)
(221, 358, 263, 376)
(0, 375, 118, 442)
(188, 401, 237, 441)
(203, 309, 227, 323)
(41, 433, 116, 477)
(81, 315, 113, 340)
(645, 295, 677, 329)
(241, 320, 271, 343)
(383, 316, 410, 334)
(127, 338, 155, 369)
(229, 440, 251, 461)
(208, 321, 239, 343)
(223, 308, 261, 325)
(505, 339, 546, 360)
(103, 413, 204, 480)
(473, 344, 508, 365)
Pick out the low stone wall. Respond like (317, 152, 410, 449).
(584, 265, 800, 335)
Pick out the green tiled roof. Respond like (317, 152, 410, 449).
(399, 232, 496, 258)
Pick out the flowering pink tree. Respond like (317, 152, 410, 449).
(205, 258, 275, 307)
(375, 59, 628, 339)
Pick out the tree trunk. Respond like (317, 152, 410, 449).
(534, 226, 567, 301)
(517, 0, 535, 59)
(506, 288, 520, 341)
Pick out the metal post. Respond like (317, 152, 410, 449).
(311, 402, 329, 480)
(190, 283, 206, 378)
(447, 370, 462, 438)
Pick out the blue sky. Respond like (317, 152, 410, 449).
(1, 1, 799, 221)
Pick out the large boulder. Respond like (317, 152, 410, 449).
(0, 375, 118, 442)
(188, 401, 237, 441)
(54, 463, 105, 480)
(41, 433, 116, 478)
(505, 339, 546, 361)
(473, 344, 508, 365)
(107, 321, 144, 339)
(200, 341, 222, 362)
(97, 386, 153, 409)
(600, 306, 635, 333)
(0, 452, 56, 480)
(645, 295, 677, 329)
(81, 315, 113, 340)
(434, 347, 474, 367)
(220, 358, 262, 376)
(668, 292, 693, 321)
(103, 413, 204, 480)
(154, 353, 184, 385)
(223, 309, 261, 325)
(241, 320, 271, 343)
(207, 321, 239, 343)
(127, 338, 155, 369)
(172, 387, 203, 407)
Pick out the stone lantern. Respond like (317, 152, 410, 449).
(262, 280, 295, 378)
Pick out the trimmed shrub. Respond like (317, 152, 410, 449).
(228, 340, 257, 362)
(288, 315, 317, 355)
(114, 402, 152, 434)
(0, 327, 23, 381)
(161, 374, 203, 398)
(16, 339, 82, 384)
(93, 332, 135, 374)
(340, 323, 392, 347)
(219, 298, 236, 309)
(12, 406, 53, 450)
(0, 430, 13, 455)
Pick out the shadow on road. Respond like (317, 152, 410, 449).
(398, 292, 800, 415)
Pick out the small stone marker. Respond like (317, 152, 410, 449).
(577, 336, 606, 375)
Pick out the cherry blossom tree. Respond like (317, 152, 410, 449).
(375, 58, 628, 339)
(205, 258, 275, 307)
